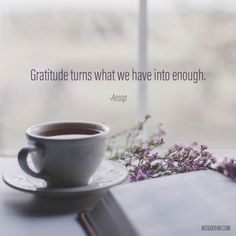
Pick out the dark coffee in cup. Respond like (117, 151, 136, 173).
(38, 128, 101, 139)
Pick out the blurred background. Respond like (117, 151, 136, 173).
(0, 0, 236, 155)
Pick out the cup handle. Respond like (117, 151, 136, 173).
(18, 144, 47, 179)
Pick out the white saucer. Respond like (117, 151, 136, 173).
(3, 160, 129, 197)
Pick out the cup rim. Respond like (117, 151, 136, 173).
(26, 121, 110, 141)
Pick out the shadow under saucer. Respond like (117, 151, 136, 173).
(3, 190, 104, 217)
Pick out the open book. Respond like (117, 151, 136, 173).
(79, 170, 236, 236)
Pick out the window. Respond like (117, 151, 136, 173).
(0, 0, 235, 155)
(148, 0, 236, 148)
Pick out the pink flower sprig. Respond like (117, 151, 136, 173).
(125, 143, 216, 182)
(217, 158, 236, 181)
(107, 115, 235, 182)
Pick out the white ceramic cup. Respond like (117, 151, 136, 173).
(18, 121, 110, 187)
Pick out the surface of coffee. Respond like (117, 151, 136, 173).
(38, 128, 100, 139)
